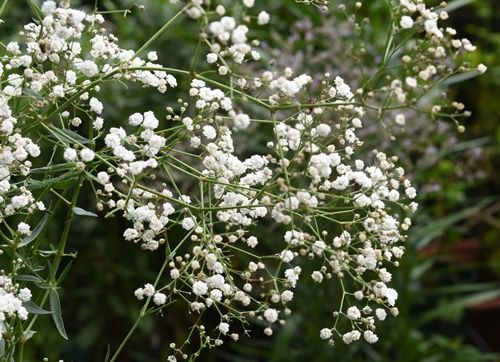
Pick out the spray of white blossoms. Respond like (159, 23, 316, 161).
(0, 0, 484, 360)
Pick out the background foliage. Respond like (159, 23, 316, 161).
(0, 0, 498, 361)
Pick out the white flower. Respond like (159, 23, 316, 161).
(233, 113, 250, 130)
(123, 228, 139, 241)
(202, 125, 217, 139)
(395, 114, 406, 126)
(52, 85, 65, 98)
(257, 11, 270, 25)
(134, 288, 144, 300)
(147, 51, 158, 61)
(477, 63, 487, 74)
(364, 330, 379, 344)
(41, 0, 57, 14)
(170, 269, 180, 279)
(89, 97, 103, 114)
(143, 283, 155, 297)
(311, 271, 323, 283)
(153, 292, 167, 305)
(280, 290, 294, 303)
(405, 187, 417, 199)
(192, 281, 208, 296)
(280, 250, 294, 263)
(218, 66, 228, 75)
(400, 16, 414, 29)
(375, 308, 387, 321)
(246, 236, 258, 248)
(80, 148, 95, 162)
(18, 288, 32, 302)
(143, 111, 159, 129)
(181, 217, 195, 230)
(385, 288, 398, 306)
(263, 308, 278, 323)
(207, 53, 218, 64)
(405, 77, 417, 88)
(63, 148, 78, 162)
(17, 222, 31, 236)
(315, 123, 331, 137)
(93, 117, 104, 130)
(128, 113, 143, 126)
(320, 328, 332, 340)
(78, 60, 99, 77)
(347, 306, 361, 320)
(342, 330, 361, 344)
(218, 322, 230, 334)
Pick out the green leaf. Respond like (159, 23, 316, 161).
(73, 207, 98, 218)
(418, 289, 500, 324)
(442, 0, 476, 13)
(443, 71, 482, 86)
(16, 274, 42, 283)
(411, 198, 492, 249)
(23, 300, 52, 315)
(30, 163, 75, 174)
(27, 0, 44, 21)
(426, 282, 500, 295)
(0, 338, 4, 357)
(27, 173, 78, 191)
(104, 345, 111, 362)
(24, 330, 37, 341)
(57, 260, 74, 284)
(52, 177, 79, 190)
(19, 214, 49, 247)
(52, 127, 89, 145)
(49, 289, 68, 340)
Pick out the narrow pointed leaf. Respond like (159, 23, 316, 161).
(52, 127, 89, 144)
(49, 289, 68, 340)
(24, 330, 37, 341)
(23, 301, 52, 315)
(104, 345, 111, 362)
(16, 275, 43, 283)
(73, 207, 98, 218)
(418, 289, 500, 324)
(19, 214, 49, 247)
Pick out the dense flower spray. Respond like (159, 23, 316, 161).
(0, 0, 484, 359)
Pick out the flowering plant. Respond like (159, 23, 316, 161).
(0, 0, 485, 360)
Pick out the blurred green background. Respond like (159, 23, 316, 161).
(1, 0, 499, 361)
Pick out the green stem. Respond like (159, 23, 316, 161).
(0, 0, 9, 17)
(109, 259, 166, 362)
(109, 314, 143, 362)
(131, 6, 187, 61)
(23, 175, 84, 337)
(51, 175, 84, 279)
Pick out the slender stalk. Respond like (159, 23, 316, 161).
(51, 174, 84, 279)
(23, 175, 84, 337)
(131, 6, 187, 61)
(109, 314, 143, 362)
(0, 0, 9, 17)
(110, 231, 193, 361)
(109, 260, 164, 362)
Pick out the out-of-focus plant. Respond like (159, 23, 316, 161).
(0, 0, 492, 361)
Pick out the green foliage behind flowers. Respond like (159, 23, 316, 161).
(0, 0, 497, 361)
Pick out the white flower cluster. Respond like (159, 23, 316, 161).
(189, 79, 232, 111)
(0, 275, 32, 331)
(0, 0, 483, 359)
(267, 68, 313, 101)
(1, 0, 177, 237)
(134, 283, 167, 306)
(130, 70, 418, 357)
(392, 0, 478, 103)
